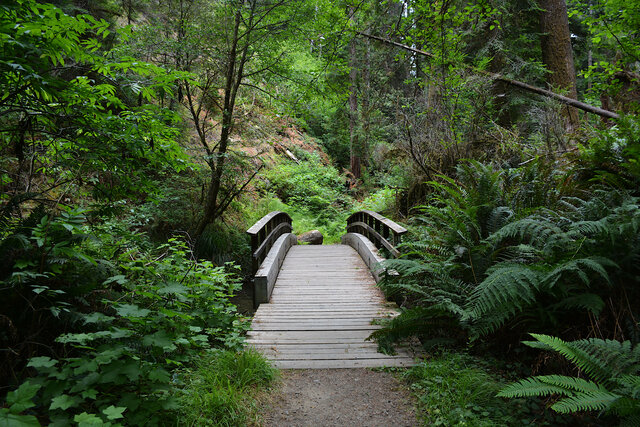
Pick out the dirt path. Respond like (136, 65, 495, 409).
(262, 369, 417, 427)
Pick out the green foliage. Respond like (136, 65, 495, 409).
(0, 0, 188, 218)
(0, 207, 112, 381)
(251, 195, 347, 244)
(373, 159, 640, 349)
(1, 210, 248, 425)
(577, 115, 640, 187)
(262, 152, 350, 214)
(179, 349, 277, 426)
(569, 0, 640, 104)
(0, 382, 41, 426)
(499, 334, 640, 424)
(257, 152, 355, 243)
(404, 352, 569, 426)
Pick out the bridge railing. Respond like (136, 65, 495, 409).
(246, 211, 293, 275)
(345, 210, 407, 258)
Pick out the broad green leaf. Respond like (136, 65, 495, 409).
(73, 413, 105, 426)
(95, 348, 124, 365)
(148, 368, 170, 383)
(103, 275, 127, 285)
(160, 397, 179, 410)
(83, 313, 115, 324)
(72, 358, 97, 375)
(102, 406, 126, 421)
(157, 281, 187, 295)
(50, 394, 81, 411)
(115, 303, 150, 318)
(142, 331, 176, 351)
(27, 356, 57, 369)
(81, 389, 98, 400)
(6, 382, 41, 413)
(0, 410, 41, 427)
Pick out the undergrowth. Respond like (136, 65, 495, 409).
(404, 352, 575, 426)
(178, 349, 277, 426)
(0, 209, 256, 425)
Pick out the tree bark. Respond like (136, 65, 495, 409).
(195, 7, 244, 238)
(348, 24, 361, 180)
(540, 0, 580, 128)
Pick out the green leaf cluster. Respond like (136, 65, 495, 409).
(1, 0, 190, 217)
(1, 210, 247, 425)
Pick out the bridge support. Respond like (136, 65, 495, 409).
(341, 233, 387, 282)
(254, 233, 297, 308)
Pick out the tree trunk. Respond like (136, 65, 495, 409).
(348, 31, 361, 180)
(194, 8, 243, 238)
(540, 0, 580, 128)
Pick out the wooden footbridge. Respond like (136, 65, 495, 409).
(245, 211, 417, 369)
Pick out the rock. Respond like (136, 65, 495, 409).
(297, 230, 323, 245)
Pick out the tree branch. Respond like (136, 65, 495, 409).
(358, 32, 620, 120)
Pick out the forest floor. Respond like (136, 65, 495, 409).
(261, 368, 417, 426)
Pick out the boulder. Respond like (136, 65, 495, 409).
(297, 230, 323, 245)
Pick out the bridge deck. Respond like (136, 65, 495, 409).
(246, 244, 416, 369)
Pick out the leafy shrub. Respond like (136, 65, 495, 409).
(251, 195, 348, 244)
(576, 115, 640, 188)
(0, 208, 112, 384)
(260, 152, 351, 215)
(1, 210, 248, 425)
(404, 352, 570, 426)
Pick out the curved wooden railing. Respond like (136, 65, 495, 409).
(345, 210, 407, 258)
(247, 211, 293, 274)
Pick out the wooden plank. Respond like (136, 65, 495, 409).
(249, 344, 380, 351)
(247, 211, 290, 235)
(347, 210, 407, 235)
(261, 352, 407, 360)
(246, 244, 417, 369)
(272, 359, 414, 369)
(246, 339, 376, 346)
(251, 325, 382, 331)
(252, 314, 394, 320)
(247, 330, 375, 339)
(251, 319, 383, 325)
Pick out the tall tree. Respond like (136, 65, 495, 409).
(540, 0, 580, 127)
(131, 0, 306, 238)
(348, 7, 362, 180)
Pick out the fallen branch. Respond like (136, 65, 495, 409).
(359, 32, 619, 120)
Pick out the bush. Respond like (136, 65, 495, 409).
(404, 352, 571, 426)
(261, 152, 352, 215)
(373, 159, 640, 349)
(499, 334, 639, 425)
(0, 210, 249, 425)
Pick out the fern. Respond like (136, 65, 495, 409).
(523, 334, 613, 384)
(368, 305, 462, 353)
(543, 256, 617, 290)
(552, 391, 621, 413)
(486, 206, 514, 234)
(549, 293, 606, 316)
(500, 334, 640, 422)
(466, 263, 542, 319)
(488, 216, 563, 252)
(498, 375, 604, 398)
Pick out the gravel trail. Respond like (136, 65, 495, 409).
(262, 368, 417, 427)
